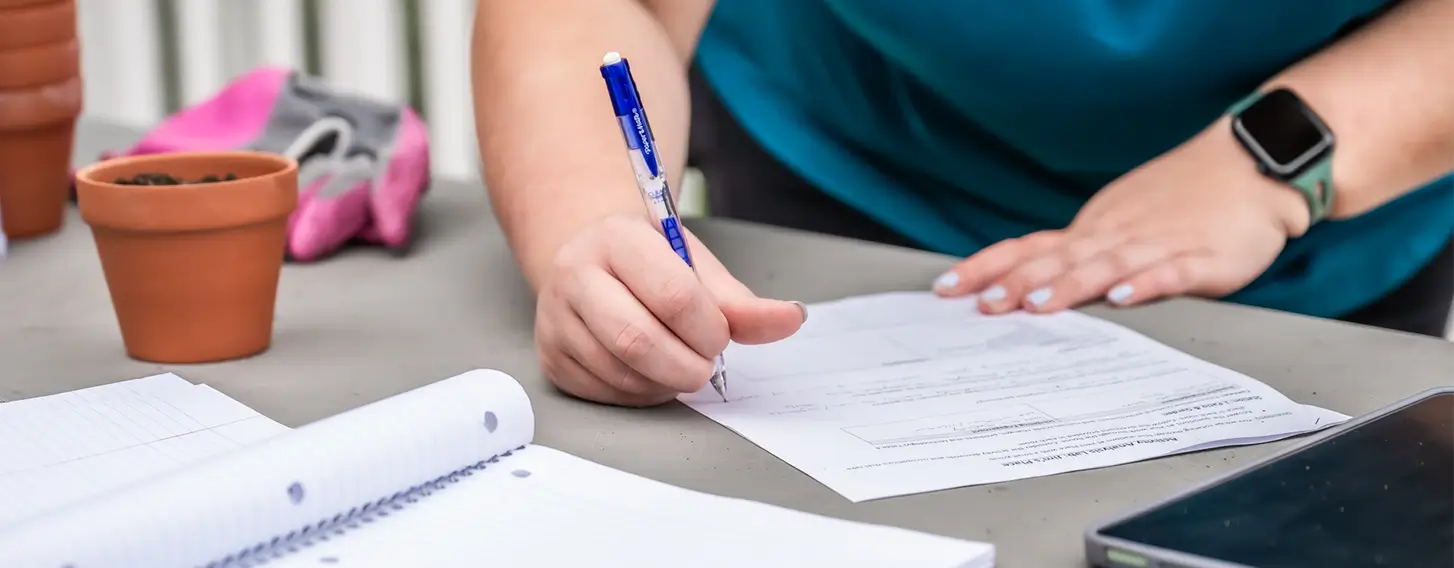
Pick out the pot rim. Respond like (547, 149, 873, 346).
(76, 150, 297, 187)
(0, 0, 76, 50)
(0, 0, 66, 8)
(77, 150, 299, 233)
(0, 77, 80, 130)
(0, 38, 80, 90)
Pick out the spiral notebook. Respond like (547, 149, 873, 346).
(0, 369, 994, 568)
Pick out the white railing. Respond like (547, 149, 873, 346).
(72, 0, 709, 214)
(76, 0, 479, 180)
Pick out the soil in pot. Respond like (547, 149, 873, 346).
(113, 172, 240, 185)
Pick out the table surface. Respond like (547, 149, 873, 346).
(3, 119, 1452, 567)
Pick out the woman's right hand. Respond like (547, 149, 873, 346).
(533, 214, 808, 407)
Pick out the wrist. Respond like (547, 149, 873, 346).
(495, 179, 654, 292)
(1265, 169, 1315, 238)
(1218, 85, 1338, 237)
(506, 210, 602, 293)
(1194, 115, 1313, 238)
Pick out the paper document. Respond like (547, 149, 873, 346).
(682, 292, 1349, 502)
(0, 373, 290, 528)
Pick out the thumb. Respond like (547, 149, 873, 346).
(718, 295, 807, 345)
(684, 229, 807, 345)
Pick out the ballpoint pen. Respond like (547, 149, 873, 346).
(599, 51, 729, 403)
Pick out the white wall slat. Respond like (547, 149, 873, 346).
(254, 0, 307, 71)
(172, 0, 226, 107)
(76, 0, 165, 126)
(419, 0, 477, 180)
(318, 0, 407, 104)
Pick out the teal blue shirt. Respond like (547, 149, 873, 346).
(696, 1, 1454, 318)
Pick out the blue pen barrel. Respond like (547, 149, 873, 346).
(600, 53, 694, 268)
(600, 57, 659, 179)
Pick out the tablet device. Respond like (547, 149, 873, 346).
(1084, 387, 1452, 568)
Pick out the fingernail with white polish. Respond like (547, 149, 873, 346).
(790, 300, 809, 322)
(1107, 284, 1134, 305)
(1026, 287, 1053, 307)
(980, 285, 1007, 303)
(933, 272, 960, 291)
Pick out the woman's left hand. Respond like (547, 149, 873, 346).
(934, 118, 1314, 313)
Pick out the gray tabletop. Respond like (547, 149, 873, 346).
(3, 119, 1452, 567)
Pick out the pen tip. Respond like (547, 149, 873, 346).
(602, 51, 622, 65)
(710, 368, 727, 402)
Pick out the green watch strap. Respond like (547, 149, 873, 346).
(1227, 91, 1260, 116)
(1290, 154, 1334, 223)
(1227, 90, 1336, 224)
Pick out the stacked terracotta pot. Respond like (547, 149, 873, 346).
(0, 0, 81, 240)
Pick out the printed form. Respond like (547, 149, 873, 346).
(681, 292, 1349, 502)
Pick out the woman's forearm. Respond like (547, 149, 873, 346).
(470, 0, 710, 289)
(1262, 0, 1454, 218)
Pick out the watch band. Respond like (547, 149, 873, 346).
(1227, 92, 1259, 116)
(1290, 156, 1334, 224)
(1228, 91, 1336, 224)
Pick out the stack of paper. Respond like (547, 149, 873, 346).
(683, 292, 1348, 502)
(0, 374, 289, 528)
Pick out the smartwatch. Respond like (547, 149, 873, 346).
(1228, 87, 1336, 224)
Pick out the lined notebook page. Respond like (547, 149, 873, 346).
(0, 369, 536, 568)
(0, 374, 289, 529)
(269, 445, 995, 568)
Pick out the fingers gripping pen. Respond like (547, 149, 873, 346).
(600, 51, 729, 402)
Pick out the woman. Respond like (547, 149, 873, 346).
(471, 0, 1454, 407)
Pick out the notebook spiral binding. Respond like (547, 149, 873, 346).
(201, 445, 528, 568)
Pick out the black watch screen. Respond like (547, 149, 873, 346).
(1232, 88, 1334, 178)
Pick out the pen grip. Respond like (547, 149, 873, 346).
(659, 217, 693, 268)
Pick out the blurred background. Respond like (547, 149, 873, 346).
(72, 0, 710, 215)
(70, 0, 1448, 338)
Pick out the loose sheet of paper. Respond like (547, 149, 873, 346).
(682, 292, 1350, 502)
(0, 373, 289, 528)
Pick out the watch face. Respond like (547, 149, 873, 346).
(1235, 89, 1332, 174)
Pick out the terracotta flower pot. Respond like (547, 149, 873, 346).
(0, 78, 79, 238)
(76, 151, 299, 364)
(0, 0, 79, 240)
